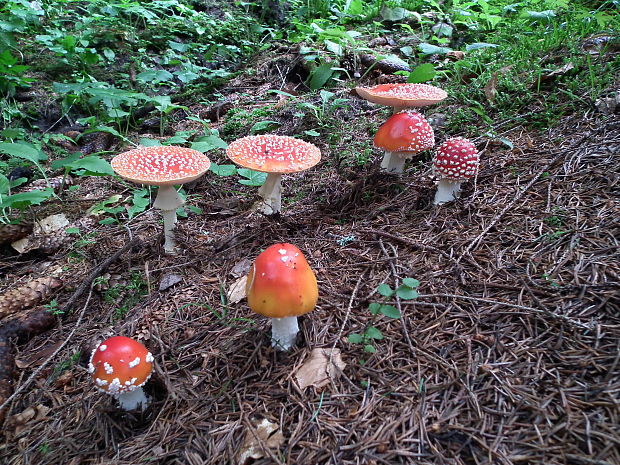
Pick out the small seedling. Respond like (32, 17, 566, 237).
(348, 278, 420, 354)
(44, 299, 63, 315)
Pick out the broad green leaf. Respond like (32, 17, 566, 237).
(237, 169, 267, 187)
(304, 130, 320, 137)
(308, 63, 335, 90)
(466, 42, 498, 51)
(67, 156, 114, 176)
(380, 6, 410, 21)
(396, 286, 418, 300)
(418, 43, 453, 55)
(65, 227, 80, 234)
(368, 302, 381, 315)
(191, 133, 228, 152)
(380, 304, 401, 318)
(250, 120, 281, 134)
(0, 142, 46, 163)
(324, 39, 343, 56)
(432, 22, 453, 37)
(210, 164, 237, 176)
(376, 283, 394, 297)
(136, 69, 174, 84)
(139, 138, 162, 147)
(127, 189, 150, 219)
(347, 333, 364, 344)
(407, 63, 436, 83)
(0, 188, 54, 209)
(363, 344, 377, 353)
(0, 174, 9, 194)
(402, 278, 420, 288)
(364, 326, 383, 340)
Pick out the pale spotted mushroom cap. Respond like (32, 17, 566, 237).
(88, 336, 154, 396)
(111, 146, 211, 186)
(226, 135, 321, 174)
(355, 83, 448, 108)
(374, 111, 435, 153)
(433, 137, 479, 181)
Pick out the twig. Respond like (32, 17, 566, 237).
(330, 273, 365, 362)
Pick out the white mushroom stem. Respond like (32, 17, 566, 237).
(380, 151, 409, 174)
(152, 185, 185, 254)
(434, 178, 463, 205)
(116, 387, 149, 411)
(257, 172, 282, 215)
(270, 316, 299, 351)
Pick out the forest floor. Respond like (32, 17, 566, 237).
(0, 6, 619, 465)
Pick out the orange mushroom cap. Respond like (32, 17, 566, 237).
(88, 336, 154, 395)
(111, 146, 211, 186)
(433, 137, 479, 180)
(246, 243, 318, 319)
(226, 135, 321, 174)
(374, 111, 435, 153)
(356, 83, 447, 108)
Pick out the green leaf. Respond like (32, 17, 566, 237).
(407, 63, 436, 83)
(396, 286, 419, 300)
(368, 302, 381, 315)
(139, 138, 162, 147)
(69, 156, 114, 176)
(380, 304, 401, 318)
(136, 69, 174, 84)
(0, 188, 54, 209)
(432, 22, 453, 38)
(376, 283, 394, 297)
(308, 63, 335, 90)
(465, 42, 498, 51)
(347, 333, 364, 344)
(364, 326, 383, 340)
(418, 43, 453, 55)
(0, 142, 46, 163)
(65, 227, 80, 234)
(0, 174, 9, 195)
(402, 278, 420, 288)
(210, 163, 237, 176)
(304, 130, 320, 137)
(98, 217, 118, 225)
(380, 6, 410, 21)
(186, 205, 202, 214)
(363, 344, 377, 353)
(127, 189, 150, 219)
(250, 120, 281, 134)
(191, 133, 228, 152)
(237, 169, 267, 186)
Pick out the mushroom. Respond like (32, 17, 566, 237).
(88, 336, 154, 411)
(373, 110, 435, 174)
(226, 135, 321, 215)
(432, 137, 479, 205)
(111, 146, 211, 254)
(355, 83, 447, 114)
(246, 243, 318, 350)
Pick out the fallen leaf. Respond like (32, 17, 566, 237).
(295, 348, 346, 390)
(9, 404, 50, 435)
(446, 50, 465, 61)
(159, 273, 183, 291)
(227, 275, 247, 304)
(238, 417, 284, 465)
(15, 341, 63, 369)
(230, 258, 252, 278)
(538, 62, 575, 83)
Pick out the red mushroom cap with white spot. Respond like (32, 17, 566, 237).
(111, 146, 211, 186)
(246, 243, 318, 319)
(226, 135, 321, 174)
(88, 336, 154, 396)
(374, 111, 435, 153)
(356, 83, 447, 108)
(433, 137, 479, 180)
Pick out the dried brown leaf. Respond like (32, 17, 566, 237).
(238, 417, 284, 465)
(295, 348, 346, 390)
(227, 276, 248, 304)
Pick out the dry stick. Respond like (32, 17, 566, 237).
(0, 237, 139, 416)
(457, 124, 615, 264)
(329, 274, 365, 368)
(410, 293, 590, 330)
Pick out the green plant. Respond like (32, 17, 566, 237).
(348, 278, 420, 354)
(43, 299, 63, 316)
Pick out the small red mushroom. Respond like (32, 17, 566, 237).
(89, 336, 154, 410)
(374, 110, 435, 173)
(246, 243, 318, 350)
(432, 137, 479, 205)
(226, 135, 321, 215)
(111, 146, 211, 253)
